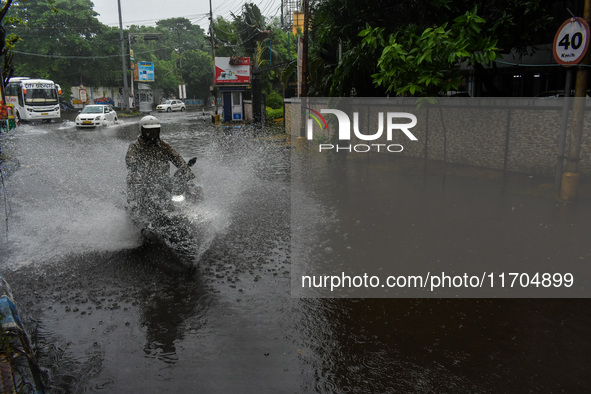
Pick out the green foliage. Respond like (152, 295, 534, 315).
(0, 0, 290, 104)
(0, 0, 560, 103)
(265, 89, 283, 109)
(214, 11, 287, 108)
(309, 0, 389, 96)
(359, 7, 498, 96)
(125, 18, 211, 99)
(3, 1, 213, 99)
(213, 16, 240, 57)
(265, 106, 283, 120)
(232, 3, 266, 57)
(308, 0, 557, 97)
(181, 49, 212, 99)
(7, 0, 119, 85)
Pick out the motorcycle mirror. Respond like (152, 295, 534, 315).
(187, 157, 197, 167)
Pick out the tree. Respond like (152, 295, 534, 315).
(127, 19, 211, 100)
(181, 49, 211, 99)
(213, 16, 240, 57)
(0, 0, 19, 87)
(232, 3, 267, 58)
(308, 0, 557, 97)
(7, 0, 120, 86)
(309, 0, 440, 96)
(359, 7, 498, 96)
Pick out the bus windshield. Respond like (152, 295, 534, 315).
(25, 88, 58, 105)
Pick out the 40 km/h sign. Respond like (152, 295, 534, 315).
(553, 17, 590, 65)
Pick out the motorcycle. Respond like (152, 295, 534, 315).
(128, 157, 205, 267)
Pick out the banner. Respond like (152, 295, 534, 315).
(214, 57, 250, 84)
(135, 62, 154, 82)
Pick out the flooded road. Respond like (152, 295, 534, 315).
(0, 112, 590, 392)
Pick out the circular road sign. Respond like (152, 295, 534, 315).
(553, 17, 591, 65)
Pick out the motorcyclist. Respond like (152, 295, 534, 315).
(126, 115, 195, 214)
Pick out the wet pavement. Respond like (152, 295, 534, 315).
(0, 112, 590, 392)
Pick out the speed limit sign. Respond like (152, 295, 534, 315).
(553, 17, 590, 65)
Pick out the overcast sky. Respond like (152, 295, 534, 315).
(92, 0, 283, 31)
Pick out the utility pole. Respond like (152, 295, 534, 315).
(117, 0, 129, 112)
(129, 35, 134, 109)
(177, 30, 184, 99)
(0, 26, 5, 104)
(560, 0, 591, 201)
(209, 0, 217, 116)
(301, 0, 309, 99)
(296, 0, 309, 148)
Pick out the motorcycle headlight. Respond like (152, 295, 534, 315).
(171, 195, 185, 202)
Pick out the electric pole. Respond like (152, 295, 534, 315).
(117, 0, 129, 112)
(301, 0, 309, 99)
(296, 0, 310, 148)
(209, 0, 217, 115)
(560, 0, 591, 201)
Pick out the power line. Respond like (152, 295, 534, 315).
(10, 45, 184, 59)
(101, 13, 210, 28)
(259, 0, 276, 15)
(10, 49, 123, 59)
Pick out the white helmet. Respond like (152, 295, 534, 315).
(139, 115, 160, 130)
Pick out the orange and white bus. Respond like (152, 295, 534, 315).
(5, 77, 62, 122)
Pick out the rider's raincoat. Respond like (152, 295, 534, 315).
(125, 137, 194, 211)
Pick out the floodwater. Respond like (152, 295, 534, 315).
(0, 112, 590, 393)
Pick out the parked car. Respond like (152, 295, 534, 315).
(75, 105, 118, 128)
(157, 99, 186, 112)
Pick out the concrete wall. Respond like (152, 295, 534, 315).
(244, 100, 253, 122)
(71, 86, 122, 108)
(285, 98, 591, 176)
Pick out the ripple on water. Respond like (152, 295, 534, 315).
(85, 377, 117, 392)
(314, 371, 343, 394)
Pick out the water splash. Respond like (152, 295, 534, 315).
(0, 118, 287, 269)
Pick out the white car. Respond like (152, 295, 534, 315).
(75, 105, 118, 128)
(157, 99, 186, 112)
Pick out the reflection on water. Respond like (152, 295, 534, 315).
(0, 114, 590, 392)
(292, 152, 591, 297)
(297, 297, 591, 393)
(137, 246, 208, 362)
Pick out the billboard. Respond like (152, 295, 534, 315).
(215, 57, 250, 85)
(135, 61, 155, 82)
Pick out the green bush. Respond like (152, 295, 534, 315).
(266, 106, 283, 120)
(265, 90, 284, 109)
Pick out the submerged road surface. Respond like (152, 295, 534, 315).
(0, 112, 590, 392)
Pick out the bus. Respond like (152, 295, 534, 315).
(5, 77, 62, 122)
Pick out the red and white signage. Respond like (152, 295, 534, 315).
(553, 17, 590, 65)
(214, 57, 250, 84)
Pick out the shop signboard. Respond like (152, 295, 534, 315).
(215, 57, 250, 84)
